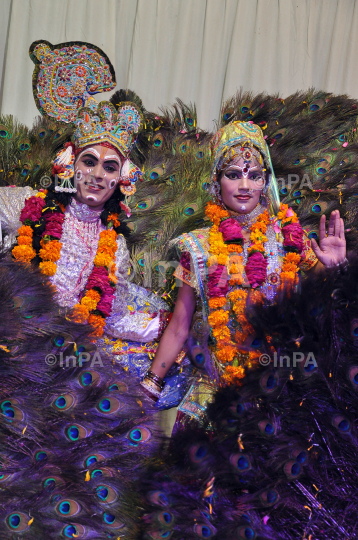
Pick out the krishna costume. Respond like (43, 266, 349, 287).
(0, 40, 191, 409)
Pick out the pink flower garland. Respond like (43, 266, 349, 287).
(245, 252, 268, 288)
(42, 212, 65, 239)
(19, 196, 46, 222)
(85, 266, 115, 317)
(219, 218, 244, 244)
(281, 222, 305, 253)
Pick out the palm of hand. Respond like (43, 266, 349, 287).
(311, 210, 346, 267)
(316, 235, 346, 266)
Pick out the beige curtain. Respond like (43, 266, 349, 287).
(0, 0, 358, 131)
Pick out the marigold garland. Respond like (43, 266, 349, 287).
(12, 193, 119, 337)
(205, 201, 304, 386)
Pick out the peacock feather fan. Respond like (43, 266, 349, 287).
(0, 255, 160, 539)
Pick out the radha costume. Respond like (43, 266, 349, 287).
(170, 121, 318, 425)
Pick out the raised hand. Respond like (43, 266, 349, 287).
(311, 210, 346, 267)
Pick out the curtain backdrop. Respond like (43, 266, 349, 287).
(0, 0, 358, 132)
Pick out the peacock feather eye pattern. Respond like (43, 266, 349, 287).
(348, 366, 358, 388)
(259, 488, 279, 507)
(259, 371, 278, 393)
(78, 370, 101, 388)
(230, 453, 251, 472)
(96, 396, 123, 415)
(65, 423, 91, 441)
(62, 524, 86, 538)
(6, 512, 31, 532)
(189, 443, 209, 464)
(96, 484, 118, 504)
(332, 415, 351, 433)
(283, 459, 302, 480)
(236, 526, 256, 539)
(127, 426, 152, 444)
(52, 393, 76, 411)
(55, 499, 81, 517)
(102, 512, 124, 529)
(193, 523, 215, 537)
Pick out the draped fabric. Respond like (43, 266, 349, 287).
(0, 0, 357, 131)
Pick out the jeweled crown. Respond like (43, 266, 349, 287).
(30, 40, 143, 196)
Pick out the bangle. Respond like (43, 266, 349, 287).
(140, 376, 165, 401)
(144, 370, 165, 389)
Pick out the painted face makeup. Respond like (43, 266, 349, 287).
(74, 145, 122, 210)
(220, 155, 265, 214)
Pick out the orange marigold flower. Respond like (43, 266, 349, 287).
(222, 365, 245, 385)
(36, 191, 47, 199)
(39, 261, 57, 276)
(107, 213, 120, 227)
(277, 204, 288, 221)
(284, 252, 301, 264)
(208, 297, 227, 309)
(229, 289, 247, 303)
(281, 271, 297, 282)
(17, 235, 33, 246)
(207, 255, 218, 267)
(39, 240, 62, 262)
(228, 244, 243, 253)
(250, 231, 267, 244)
(81, 289, 101, 311)
(12, 245, 36, 262)
(205, 202, 229, 224)
(282, 262, 299, 273)
(85, 289, 102, 302)
(88, 314, 107, 337)
(71, 303, 90, 323)
(216, 345, 237, 364)
(212, 326, 231, 341)
(94, 252, 114, 268)
(229, 276, 245, 286)
(99, 228, 117, 242)
(208, 309, 229, 328)
(18, 225, 33, 237)
(248, 243, 265, 254)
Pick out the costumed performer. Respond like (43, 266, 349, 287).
(141, 121, 347, 424)
(0, 40, 189, 409)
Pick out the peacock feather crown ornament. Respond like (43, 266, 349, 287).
(30, 40, 143, 195)
(210, 121, 280, 214)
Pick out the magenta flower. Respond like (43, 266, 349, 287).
(282, 222, 304, 253)
(207, 265, 228, 297)
(219, 218, 243, 244)
(96, 292, 115, 317)
(245, 252, 268, 288)
(42, 212, 65, 239)
(20, 196, 45, 222)
(86, 267, 112, 294)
